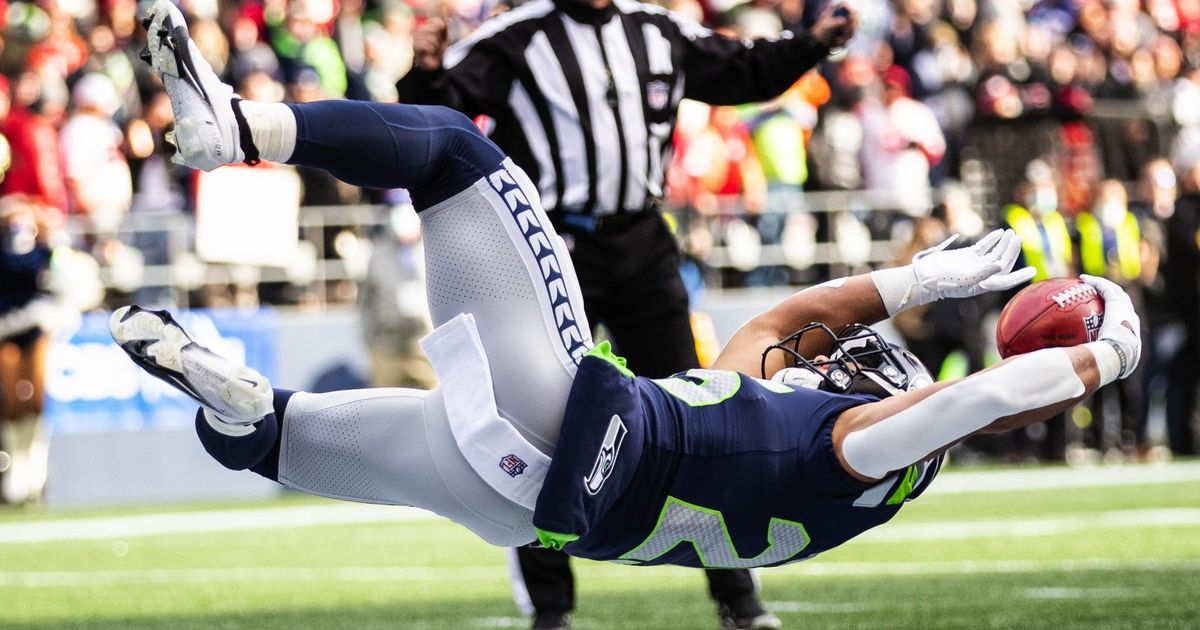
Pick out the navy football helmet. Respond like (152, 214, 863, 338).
(762, 323, 933, 397)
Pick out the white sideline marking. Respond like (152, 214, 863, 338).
(471, 618, 529, 628)
(0, 503, 437, 545)
(925, 461, 1200, 495)
(1, 559, 1197, 588)
(0, 462, 1197, 545)
(1022, 587, 1136, 600)
(766, 558, 1200, 578)
(854, 508, 1200, 543)
(764, 601, 873, 613)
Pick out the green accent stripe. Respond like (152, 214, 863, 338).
(585, 340, 634, 377)
(886, 465, 919, 505)
(535, 528, 580, 551)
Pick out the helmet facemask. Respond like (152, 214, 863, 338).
(762, 323, 933, 397)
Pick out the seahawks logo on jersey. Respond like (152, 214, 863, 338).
(583, 415, 627, 495)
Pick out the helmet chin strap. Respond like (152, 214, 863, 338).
(853, 370, 906, 397)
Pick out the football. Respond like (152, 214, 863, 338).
(996, 278, 1106, 359)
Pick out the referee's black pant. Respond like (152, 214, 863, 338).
(515, 210, 758, 615)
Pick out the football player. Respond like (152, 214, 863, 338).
(112, 1, 1142, 567)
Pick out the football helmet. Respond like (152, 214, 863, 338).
(763, 323, 933, 397)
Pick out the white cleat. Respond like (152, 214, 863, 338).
(109, 306, 273, 424)
(141, 0, 245, 171)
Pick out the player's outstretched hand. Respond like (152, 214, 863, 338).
(911, 228, 1036, 303)
(1080, 274, 1142, 379)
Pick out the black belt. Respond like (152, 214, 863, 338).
(554, 209, 656, 234)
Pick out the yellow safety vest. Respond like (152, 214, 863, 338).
(1076, 211, 1141, 281)
(1005, 205, 1072, 282)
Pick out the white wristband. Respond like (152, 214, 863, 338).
(1084, 341, 1123, 387)
(870, 265, 920, 316)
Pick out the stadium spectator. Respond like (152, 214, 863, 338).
(228, 14, 285, 87)
(267, 0, 348, 98)
(25, 3, 88, 79)
(1005, 160, 1073, 282)
(1131, 158, 1174, 454)
(82, 23, 142, 123)
(0, 72, 68, 217)
(60, 73, 132, 244)
(1074, 179, 1153, 455)
(1165, 151, 1200, 455)
(859, 64, 945, 214)
(359, 3, 417, 102)
(744, 72, 827, 286)
(358, 203, 436, 389)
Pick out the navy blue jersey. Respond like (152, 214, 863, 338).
(532, 344, 942, 568)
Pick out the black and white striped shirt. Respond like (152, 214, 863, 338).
(398, 0, 829, 217)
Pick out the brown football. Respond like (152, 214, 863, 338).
(996, 278, 1106, 359)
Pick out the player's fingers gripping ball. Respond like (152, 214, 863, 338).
(1079, 274, 1142, 378)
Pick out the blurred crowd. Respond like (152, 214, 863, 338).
(0, 0, 1198, 284)
(0, 0, 1197, 489)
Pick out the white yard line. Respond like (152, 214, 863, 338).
(925, 461, 1200, 494)
(765, 558, 1200, 578)
(0, 462, 1197, 545)
(854, 508, 1200, 543)
(1, 559, 1197, 588)
(0, 503, 436, 545)
(763, 601, 875, 613)
(1022, 587, 1137, 600)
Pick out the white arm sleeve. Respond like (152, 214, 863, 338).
(841, 347, 1086, 479)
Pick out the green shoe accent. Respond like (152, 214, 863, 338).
(886, 465, 919, 505)
(586, 340, 634, 377)
(535, 528, 580, 551)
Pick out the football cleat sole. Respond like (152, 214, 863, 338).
(110, 306, 272, 424)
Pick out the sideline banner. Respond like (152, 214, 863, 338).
(43, 309, 278, 434)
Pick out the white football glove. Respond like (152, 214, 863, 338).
(871, 228, 1036, 316)
(912, 228, 1036, 301)
(1080, 274, 1142, 380)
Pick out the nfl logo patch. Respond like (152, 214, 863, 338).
(499, 454, 528, 478)
(647, 81, 670, 111)
(1084, 312, 1102, 342)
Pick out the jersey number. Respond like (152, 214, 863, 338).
(617, 497, 811, 568)
(654, 370, 792, 407)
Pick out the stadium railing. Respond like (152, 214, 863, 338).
(60, 190, 918, 305)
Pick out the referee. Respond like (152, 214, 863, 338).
(399, 2, 856, 628)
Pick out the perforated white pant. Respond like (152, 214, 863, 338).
(275, 159, 592, 546)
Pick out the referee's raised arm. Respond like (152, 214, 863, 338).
(677, 3, 857, 104)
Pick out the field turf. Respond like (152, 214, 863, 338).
(1, 462, 1198, 629)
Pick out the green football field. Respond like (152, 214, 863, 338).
(2, 462, 1198, 630)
